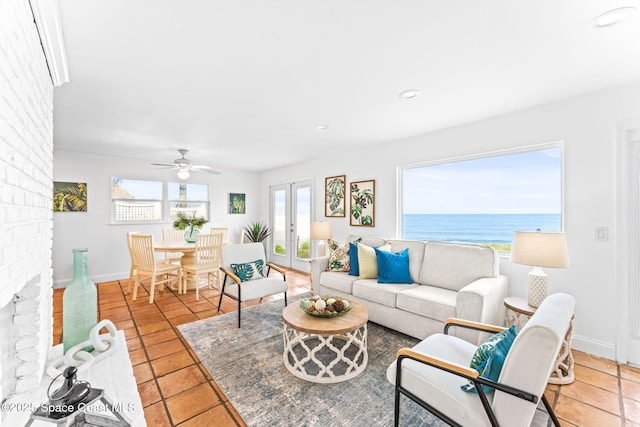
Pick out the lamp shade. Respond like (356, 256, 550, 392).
(510, 231, 570, 268)
(310, 222, 332, 240)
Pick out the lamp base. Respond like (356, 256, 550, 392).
(527, 267, 548, 307)
(317, 241, 327, 257)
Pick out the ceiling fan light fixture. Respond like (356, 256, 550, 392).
(177, 168, 190, 180)
(591, 6, 637, 28)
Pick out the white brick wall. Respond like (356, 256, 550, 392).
(0, 0, 54, 415)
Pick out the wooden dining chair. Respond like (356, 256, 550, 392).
(162, 228, 185, 264)
(125, 231, 139, 294)
(210, 227, 229, 245)
(182, 233, 223, 300)
(130, 234, 182, 303)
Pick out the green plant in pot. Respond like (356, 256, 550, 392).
(173, 212, 208, 242)
(244, 221, 271, 243)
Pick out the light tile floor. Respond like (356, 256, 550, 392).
(53, 269, 640, 426)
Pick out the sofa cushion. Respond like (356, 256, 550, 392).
(419, 242, 498, 291)
(352, 279, 417, 308)
(396, 285, 457, 322)
(358, 243, 390, 279)
(387, 240, 426, 283)
(319, 271, 357, 294)
(376, 248, 412, 284)
(348, 234, 387, 248)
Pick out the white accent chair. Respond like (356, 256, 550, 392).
(219, 243, 288, 327)
(387, 293, 574, 427)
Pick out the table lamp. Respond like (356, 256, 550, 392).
(310, 222, 332, 257)
(510, 231, 570, 307)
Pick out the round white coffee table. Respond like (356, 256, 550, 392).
(282, 301, 368, 383)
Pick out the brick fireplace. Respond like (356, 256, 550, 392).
(0, 0, 65, 420)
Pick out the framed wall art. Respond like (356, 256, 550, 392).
(229, 193, 246, 214)
(350, 179, 375, 227)
(53, 182, 87, 212)
(325, 175, 346, 217)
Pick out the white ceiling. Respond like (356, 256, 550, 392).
(53, 0, 640, 172)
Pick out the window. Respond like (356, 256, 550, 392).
(111, 178, 209, 223)
(400, 144, 562, 251)
(168, 182, 209, 221)
(112, 178, 163, 222)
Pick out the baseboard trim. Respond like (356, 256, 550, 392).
(572, 334, 617, 361)
(53, 272, 129, 288)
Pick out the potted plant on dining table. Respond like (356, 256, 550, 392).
(173, 212, 208, 243)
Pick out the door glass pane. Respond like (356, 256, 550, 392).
(273, 189, 286, 255)
(296, 185, 311, 259)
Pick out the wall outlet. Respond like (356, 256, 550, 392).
(595, 227, 608, 241)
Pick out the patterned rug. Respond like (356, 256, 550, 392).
(177, 297, 446, 426)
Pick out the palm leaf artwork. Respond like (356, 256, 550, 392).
(325, 175, 345, 217)
(350, 180, 375, 226)
(53, 182, 87, 212)
(229, 193, 246, 214)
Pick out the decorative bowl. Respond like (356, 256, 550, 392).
(299, 296, 352, 318)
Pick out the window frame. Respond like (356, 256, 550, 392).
(396, 142, 565, 249)
(110, 177, 210, 225)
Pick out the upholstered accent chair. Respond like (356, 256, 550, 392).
(387, 293, 574, 427)
(219, 243, 288, 327)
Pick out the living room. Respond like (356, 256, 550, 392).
(3, 0, 640, 426)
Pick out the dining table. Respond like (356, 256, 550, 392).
(153, 240, 201, 290)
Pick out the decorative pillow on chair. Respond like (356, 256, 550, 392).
(358, 243, 391, 279)
(328, 239, 351, 272)
(461, 325, 518, 393)
(375, 248, 412, 284)
(230, 259, 266, 282)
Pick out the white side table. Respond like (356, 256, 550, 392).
(504, 296, 575, 385)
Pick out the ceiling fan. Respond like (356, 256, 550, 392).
(150, 149, 221, 179)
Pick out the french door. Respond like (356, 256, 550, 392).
(627, 137, 640, 364)
(270, 181, 312, 272)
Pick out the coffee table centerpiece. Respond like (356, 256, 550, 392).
(299, 295, 352, 318)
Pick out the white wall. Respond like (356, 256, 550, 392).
(52, 150, 261, 286)
(259, 81, 640, 361)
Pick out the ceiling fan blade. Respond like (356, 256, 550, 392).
(150, 162, 177, 167)
(191, 166, 222, 175)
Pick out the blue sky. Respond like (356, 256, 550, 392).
(402, 147, 562, 214)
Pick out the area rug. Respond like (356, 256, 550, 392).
(177, 298, 446, 426)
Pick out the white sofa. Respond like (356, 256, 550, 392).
(309, 236, 508, 344)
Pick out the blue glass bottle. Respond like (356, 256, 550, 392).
(63, 248, 97, 353)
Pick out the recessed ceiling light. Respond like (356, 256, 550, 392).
(591, 6, 637, 28)
(316, 124, 329, 131)
(399, 89, 420, 99)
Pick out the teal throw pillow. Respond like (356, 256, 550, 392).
(375, 248, 412, 284)
(230, 259, 266, 282)
(349, 242, 360, 276)
(461, 325, 518, 393)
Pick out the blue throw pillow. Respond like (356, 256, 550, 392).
(374, 248, 412, 284)
(349, 242, 360, 276)
(461, 325, 518, 393)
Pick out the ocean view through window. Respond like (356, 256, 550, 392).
(401, 145, 563, 251)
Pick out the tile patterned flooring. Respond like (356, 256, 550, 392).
(53, 269, 640, 426)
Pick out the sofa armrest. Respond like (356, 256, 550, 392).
(309, 256, 330, 293)
(454, 275, 509, 344)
